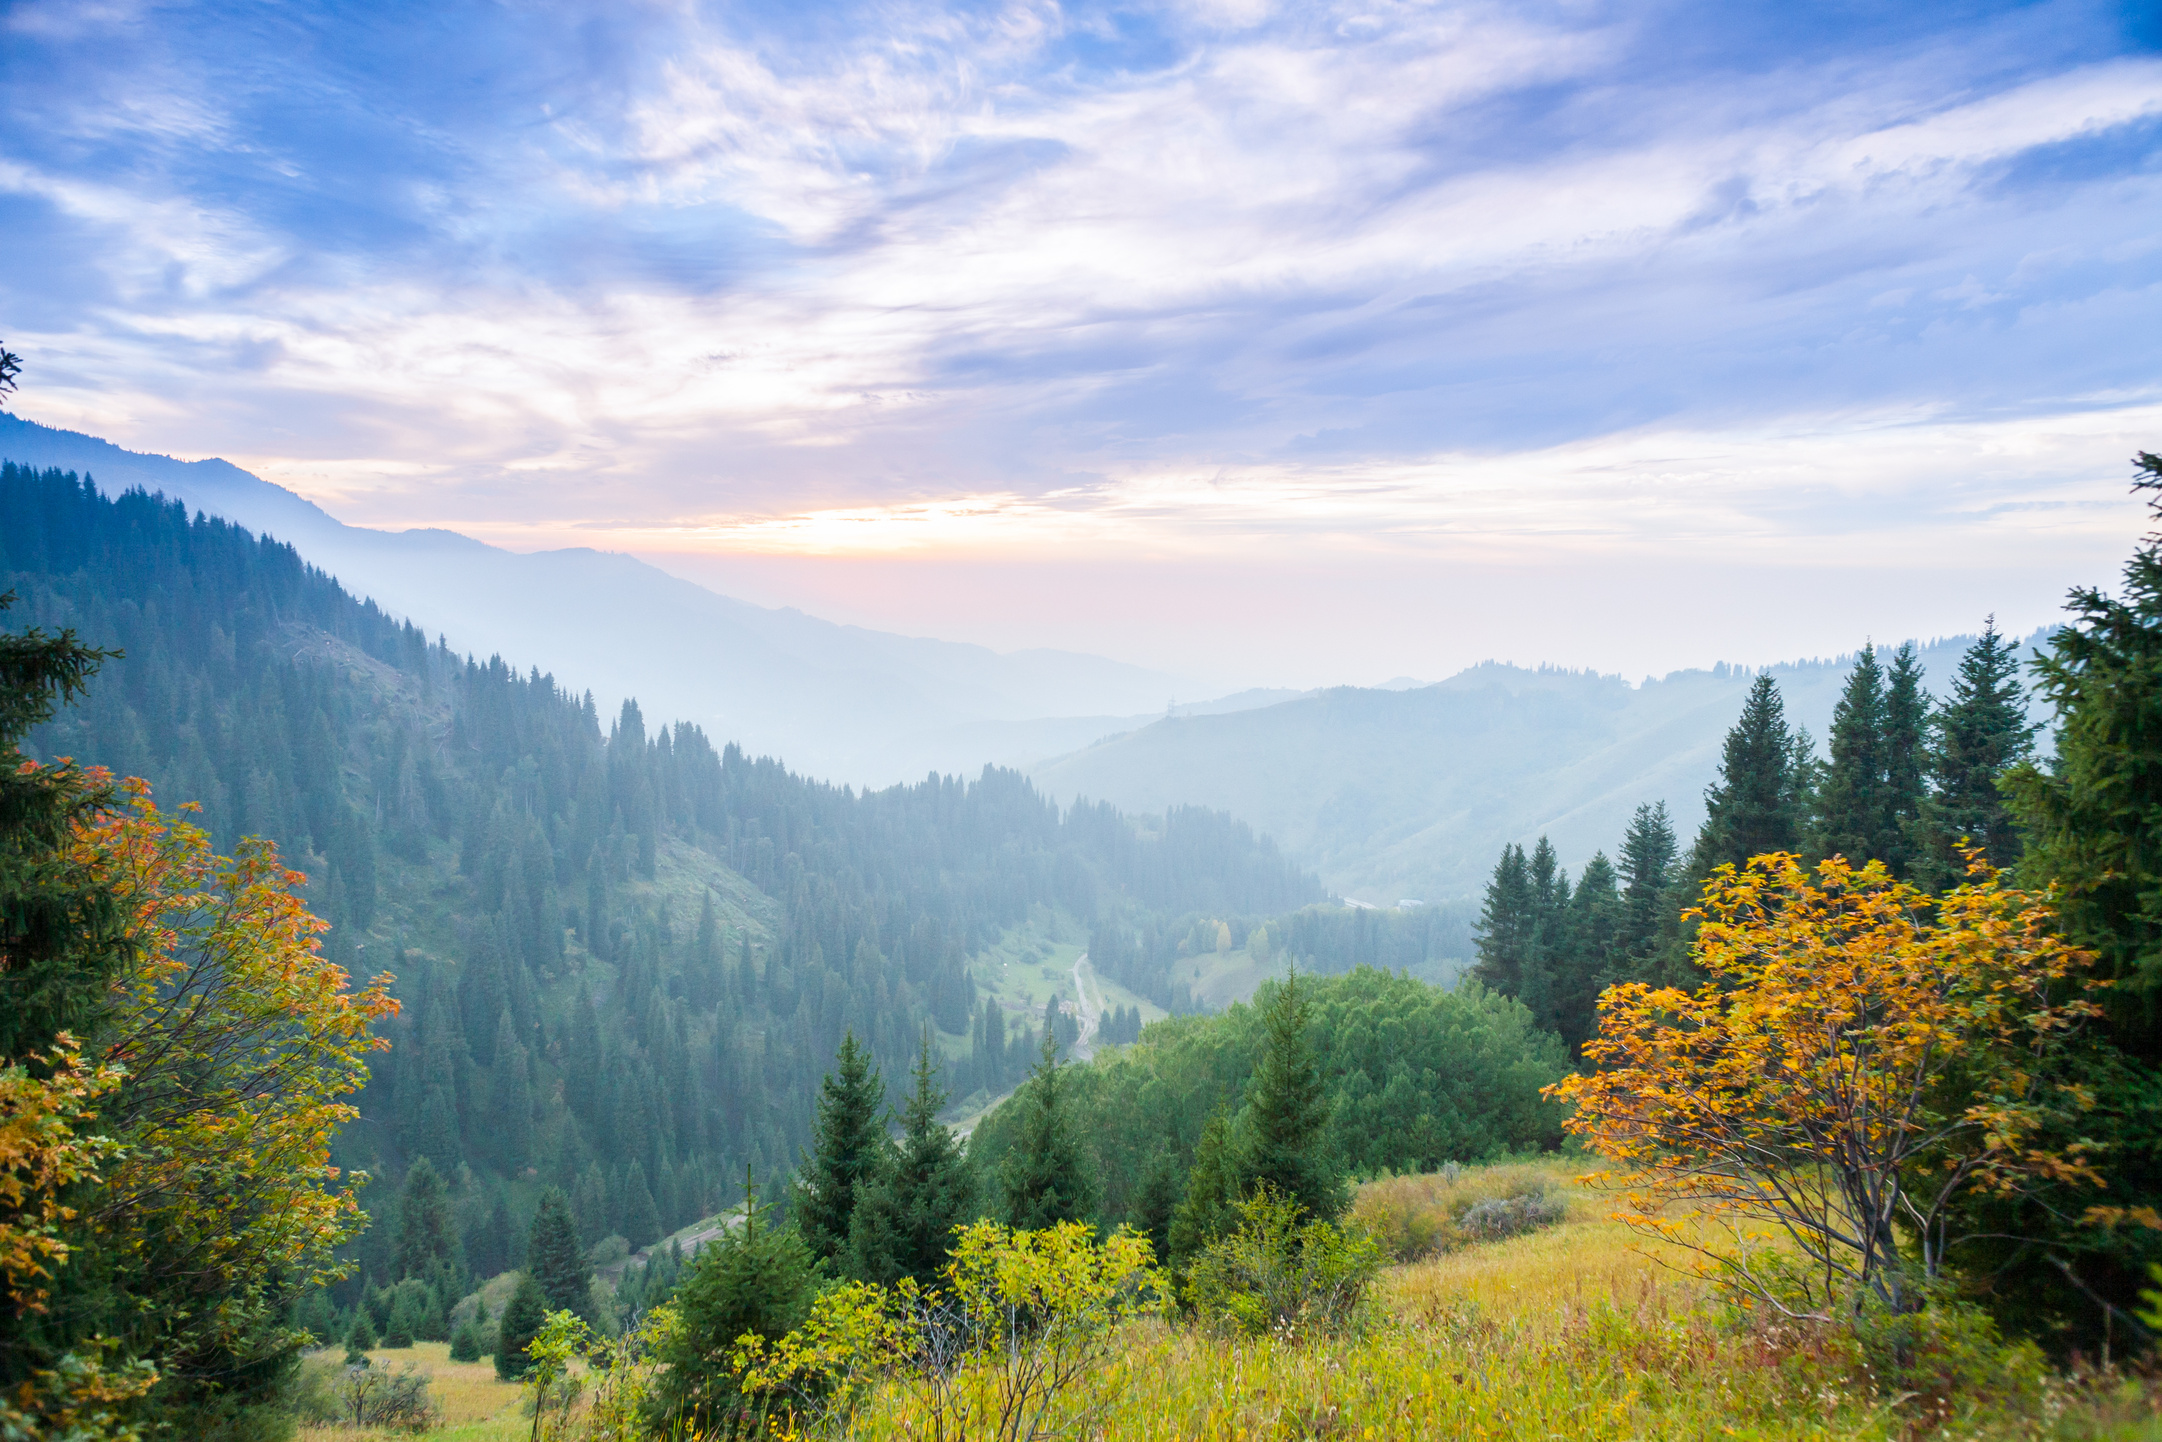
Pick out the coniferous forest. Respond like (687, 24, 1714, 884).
(0, 460, 1322, 1288)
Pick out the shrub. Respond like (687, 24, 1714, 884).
(1459, 1192, 1567, 1242)
(307, 1362, 438, 1431)
(448, 1319, 482, 1362)
(731, 1220, 1168, 1440)
(1187, 1187, 1384, 1340)
(1349, 1164, 1569, 1261)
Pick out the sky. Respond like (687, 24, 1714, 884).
(3, 0, 2160, 690)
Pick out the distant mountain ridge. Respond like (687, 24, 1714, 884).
(0, 415, 1214, 786)
(1028, 639, 2056, 906)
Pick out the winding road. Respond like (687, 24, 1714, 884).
(1070, 953, 1100, 1054)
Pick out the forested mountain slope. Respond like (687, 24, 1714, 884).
(1031, 639, 2052, 905)
(0, 460, 1323, 1279)
(0, 415, 1193, 786)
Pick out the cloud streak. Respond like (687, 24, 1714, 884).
(1, 0, 2157, 679)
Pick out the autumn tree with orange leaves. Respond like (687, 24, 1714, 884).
(1550, 854, 2099, 1321)
(2, 588, 397, 1436)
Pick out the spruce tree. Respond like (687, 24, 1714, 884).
(1614, 802, 1677, 975)
(1917, 619, 2037, 885)
(1882, 641, 1929, 877)
(848, 1034, 977, 1286)
(384, 1287, 419, 1348)
(1471, 844, 1532, 995)
(1812, 643, 1892, 866)
(345, 1307, 377, 1362)
(650, 1177, 816, 1427)
(1128, 1145, 1182, 1267)
(526, 1188, 590, 1320)
(1696, 673, 1810, 871)
(1232, 968, 1344, 1221)
(393, 1157, 459, 1279)
(791, 1030, 890, 1265)
(998, 1028, 1098, 1228)
(0, 592, 127, 1060)
(1555, 852, 1620, 1055)
(1987, 454, 2162, 1339)
(622, 1162, 662, 1251)
(1167, 1109, 1235, 1271)
(494, 1272, 546, 1380)
(449, 1319, 482, 1362)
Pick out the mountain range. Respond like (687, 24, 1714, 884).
(1, 415, 2064, 908)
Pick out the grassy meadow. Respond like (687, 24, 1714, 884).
(312, 1162, 2162, 1442)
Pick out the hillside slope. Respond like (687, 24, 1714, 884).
(0, 415, 1194, 786)
(1, 459, 1323, 1279)
(1031, 638, 2053, 904)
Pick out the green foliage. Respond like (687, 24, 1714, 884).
(1230, 969, 1344, 1222)
(1697, 672, 1814, 872)
(1615, 801, 1678, 976)
(0, 460, 1325, 1311)
(1915, 619, 2036, 886)
(647, 1182, 816, 1430)
(848, 1034, 976, 1286)
(494, 1273, 546, 1381)
(997, 1030, 1099, 1229)
(1810, 642, 1930, 877)
(1186, 1186, 1384, 1340)
(1167, 1110, 1237, 1272)
(0, 590, 127, 1063)
(392, 1158, 458, 1280)
(448, 1318, 483, 1362)
(1988, 452, 2162, 1346)
(525, 1190, 590, 1321)
(345, 1308, 377, 1360)
(972, 968, 1569, 1240)
(792, 1030, 888, 1266)
(384, 1286, 418, 1348)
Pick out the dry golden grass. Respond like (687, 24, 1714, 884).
(296, 1340, 529, 1442)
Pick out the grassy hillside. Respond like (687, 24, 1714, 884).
(341, 1162, 2161, 1441)
(1031, 638, 2054, 905)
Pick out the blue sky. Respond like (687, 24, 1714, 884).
(3, 0, 2159, 685)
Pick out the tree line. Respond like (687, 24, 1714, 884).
(1471, 624, 2035, 1054)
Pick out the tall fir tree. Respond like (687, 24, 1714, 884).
(1128, 1145, 1183, 1267)
(1554, 852, 1620, 1055)
(791, 1030, 890, 1266)
(0, 591, 127, 1060)
(998, 1028, 1098, 1229)
(1232, 968, 1344, 1221)
(622, 1162, 662, 1251)
(1917, 619, 2037, 886)
(1695, 673, 1812, 872)
(526, 1188, 590, 1320)
(848, 1034, 977, 1286)
(493, 1272, 546, 1381)
(1471, 844, 1532, 995)
(1614, 802, 1678, 977)
(1812, 643, 1893, 867)
(1987, 453, 2162, 1342)
(1166, 1108, 1236, 1271)
(1882, 641, 1930, 878)
(392, 1157, 459, 1279)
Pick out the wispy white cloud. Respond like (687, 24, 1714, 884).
(2, 0, 2157, 679)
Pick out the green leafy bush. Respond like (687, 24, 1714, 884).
(1187, 1187, 1384, 1340)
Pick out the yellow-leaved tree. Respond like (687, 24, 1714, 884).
(1550, 854, 2098, 1320)
(4, 777, 398, 1435)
